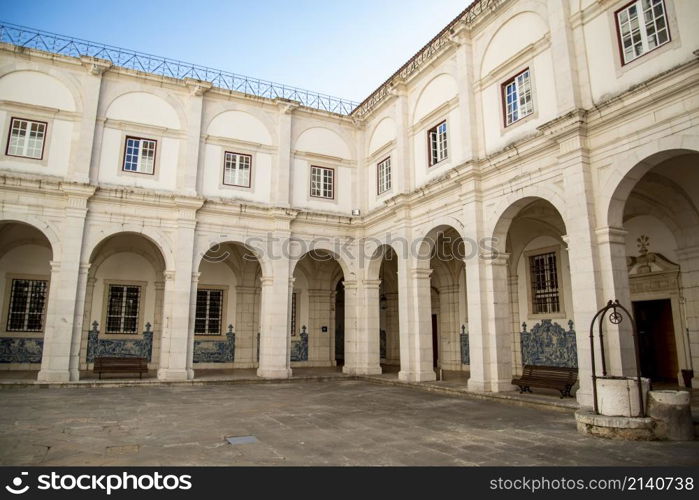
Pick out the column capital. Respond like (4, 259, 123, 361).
(342, 279, 358, 289)
(362, 279, 382, 289)
(595, 226, 627, 245)
(259, 276, 274, 287)
(481, 252, 509, 266)
(79, 263, 91, 274)
(49, 260, 62, 273)
(191, 272, 201, 282)
(409, 268, 433, 279)
(163, 270, 176, 282)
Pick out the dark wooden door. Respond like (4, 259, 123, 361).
(431, 314, 439, 369)
(633, 299, 678, 382)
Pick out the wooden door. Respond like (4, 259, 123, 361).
(633, 299, 678, 382)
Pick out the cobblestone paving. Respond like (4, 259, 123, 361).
(0, 380, 697, 466)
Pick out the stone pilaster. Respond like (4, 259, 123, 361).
(398, 266, 436, 382)
(344, 279, 382, 376)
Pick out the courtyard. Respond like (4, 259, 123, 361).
(0, 380, 697, 466)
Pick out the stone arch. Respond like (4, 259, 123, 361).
(84, 226, 174, 272)
(412, 73, 458, 125)
(478, 3, 550, 78)
(293, 126, 353, 160)
(205, 109, 274, 145)
(604, 145, 699, 229)
(0, 67, 80, 112)
(0, 216, 60, 262)
(104, 90, 183, 130)
(367, 116, 397, 156)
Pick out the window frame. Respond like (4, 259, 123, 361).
(376, 156, 392, 195)
(525, 248, 565, 318)
(427, 120, 448, 167)
(4, 277, 49, 333)
(502, 68, 534, 127)
(222, 151, 252, 188)
(309, 165, 335, 200)
(614, 0, 671, 66)
(194, 287, 226, 336)
(5, 117, 48, 161)
(102, 282, 146, 335)
(121, 136, 158, 176)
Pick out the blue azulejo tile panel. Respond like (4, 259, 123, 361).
(380, 329, 387, 359)
(0, 337, 43, 363)
(520, 319, 577, 368)
(460, 332, 470, 365)
(291, 331, 308, 362)
(87, 330, 153, 362)
(193, 332, 235, 363)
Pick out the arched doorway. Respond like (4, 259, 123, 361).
(79, 232, 167, 378)
(0, 221, 53, 377)
(490, 198, 576, 392)
(192, 242, 262, 374)
(609, 150, 699, 386)
(292, 250, 346, 368)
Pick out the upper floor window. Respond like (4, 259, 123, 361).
(616, 0, 669, 64)
(106, 284, 141, 334)
(503, 69, 533, 126)
(428, 121, 448, 166)
(6, 118, 47, 160)
(377, 157, 392, 194)
(223, 151, 251, 188)
(310, 165, 334, 199)
(123, 136, 156, 175)
(195, 288, 223, 335)
(6, 278, 48, 332)
(529, 252, 560, 315)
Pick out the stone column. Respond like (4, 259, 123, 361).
(68, 263, 91, 380)
(257, 255, 293, 379)
(482, 252, 515, 392)
(344, 279, 382, 375)
(158, 202, 200, 381)
(596, 226, 637, 377)
(398, 266, 436, 382)
(182, 79, 211, 196)
(508, 274, 521, 375)
(235, 285, 260, 367)
(185, 272, 200, 379)
(439, 284, 461, 370)
(79, 275, 97, 370)
(72, 57, 111, 184)
(38, 187, 93, 382)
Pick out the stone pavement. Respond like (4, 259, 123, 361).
(0, 380, 697, 466)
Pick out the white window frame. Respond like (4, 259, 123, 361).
(377, 157, 392, 195)
(310, 165, 334, 199)
(6, 117, 47, 160)
(223, 151, 252, 188)
(428, 121, 448, 166)
(194, 288, 224, 336)
(503, 69, 534, 127)
(122, 136, 157, 175)
(616, 0, 670, 65)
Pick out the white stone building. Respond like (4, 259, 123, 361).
(0, 0, 698, 408)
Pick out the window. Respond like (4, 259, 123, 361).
(195, 289, 223, 335)
(106, 284, 141, 334)
(616, 0, 669, 64)
(529, 252, 560, 315)
(428, 121, 448, 166)
(223, 152, 252, 188)
(290, 292, 297, 336)
(377, 157, 392, 195)
(123, 137, 156, 174)
(503, 69, 533, 126)
(6, 279, 48, 332)
(6, 118, 47, 160)
(310, 166, 334, 199)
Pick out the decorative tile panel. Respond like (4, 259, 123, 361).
(380, 329, 387, 359)
(291, 330, 308, 362)
(520, 320, 577, 368)
(0, 337, 44, 363)
(460, 332, 470, 365)
(87, 323, 153, 362)
(193, 332, 235, 363)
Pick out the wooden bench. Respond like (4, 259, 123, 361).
(93, 357, 149, 379)
(511, 364, 578, 398)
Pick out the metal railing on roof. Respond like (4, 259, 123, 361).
(0, 21, 359, 116)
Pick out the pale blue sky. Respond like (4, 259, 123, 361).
(2, 0, 472, 102)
